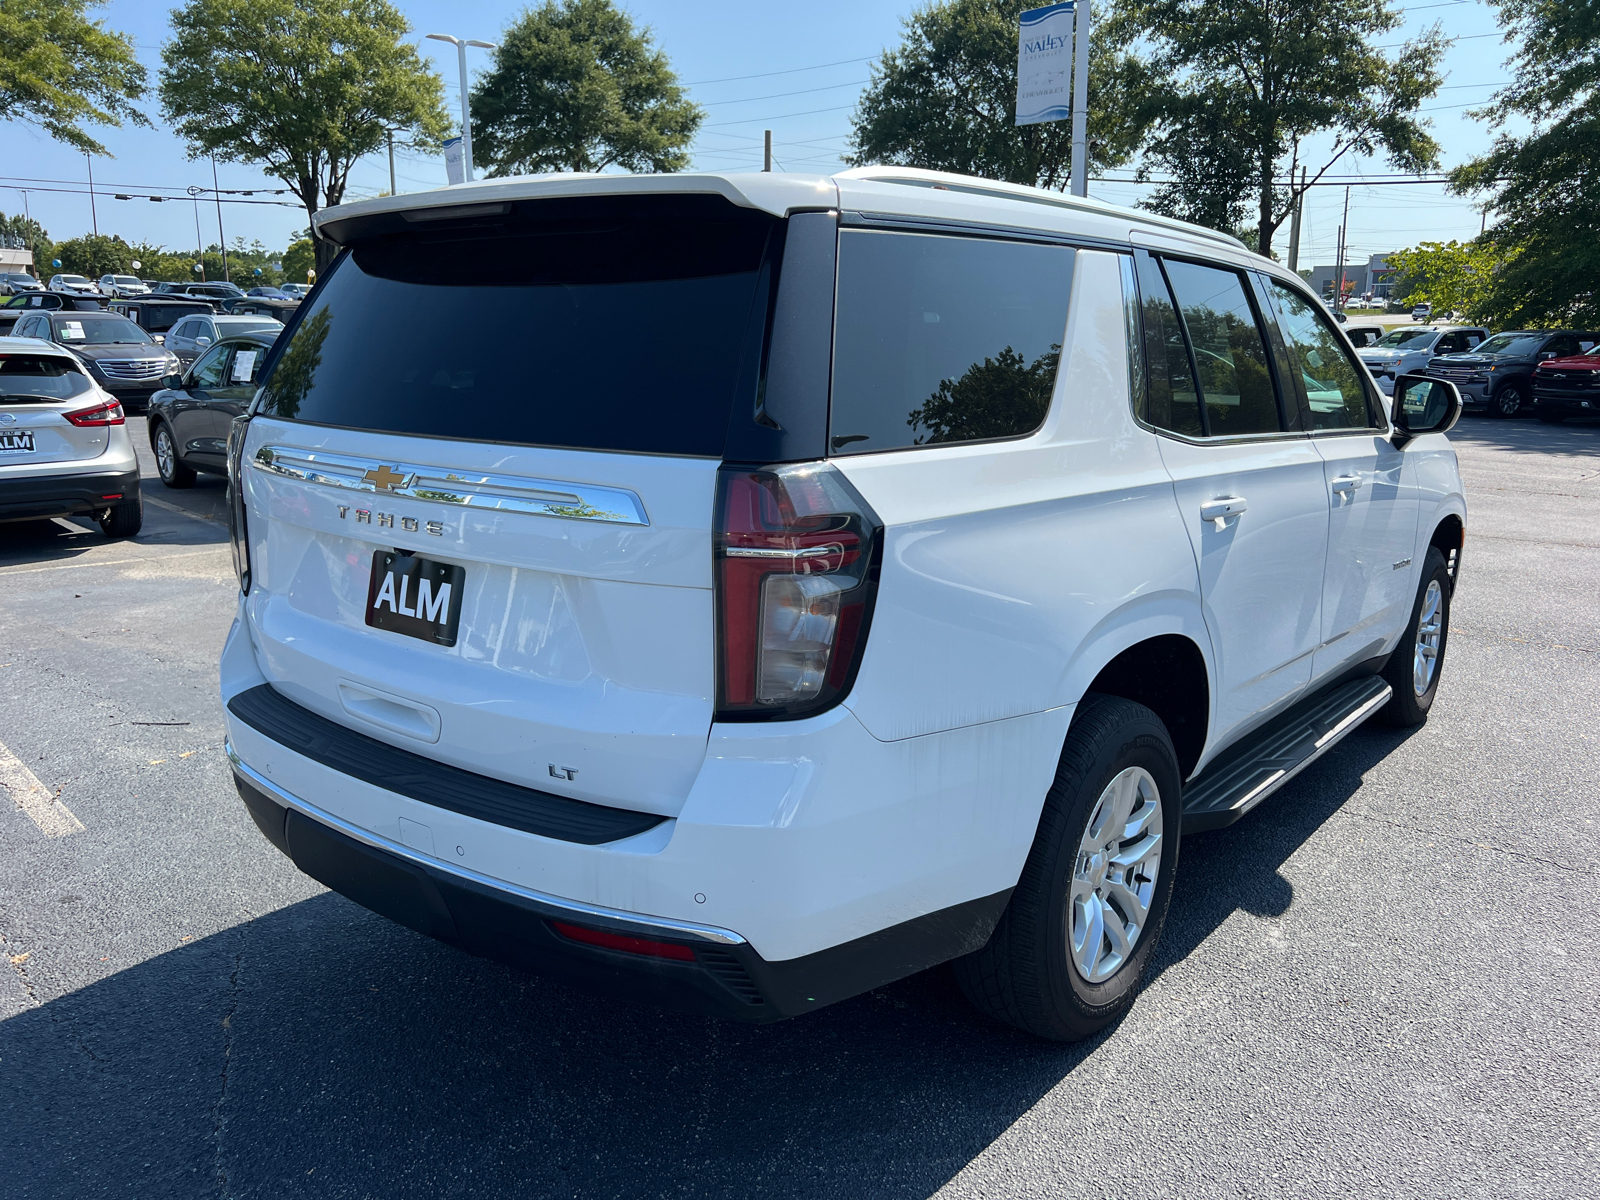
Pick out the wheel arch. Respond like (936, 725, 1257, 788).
(1059, 597, 1214, 781)
(1429, 512, 1465, 593)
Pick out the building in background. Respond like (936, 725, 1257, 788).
(0, 234, 34, 277)
(1307, 253, 1398, 303)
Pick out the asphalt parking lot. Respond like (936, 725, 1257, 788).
(2, 414, 1596, 1199)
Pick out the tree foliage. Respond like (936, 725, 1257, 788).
(282, 238, 316, 285)
(1115, 0, 1446, 254)
(471, 0, 701, 176)
(0, 0, 148, 154)
(1451, 0, 1600, 326)
(847, 0, 1155, 188)
(55, 233, 135, 278)
(1384, 240, 1516, 320)
(160, 0, 449, 269)
(908, 345, 1059, 443)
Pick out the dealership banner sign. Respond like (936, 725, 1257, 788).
(1015, 2, 1077, 126)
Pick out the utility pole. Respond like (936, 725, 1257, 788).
(763, 130, 772, 172)
(388, 130, 397, 195)
(86, 154, 98, 236)
(1287, 166, 1307, 274)
(1068, 0, 1092, 197)
(212, 156, 229, 282)
(1334, 185, 1350, 308)
(426, 34, 498, 182)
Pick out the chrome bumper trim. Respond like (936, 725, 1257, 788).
(225, 741, 745, 946)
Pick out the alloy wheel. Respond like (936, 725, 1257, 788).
(155, 428, 176, 482)
(1068, 766, 1164, 983)
(1413, 579, 1443, 696)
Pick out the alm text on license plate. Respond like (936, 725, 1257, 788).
(0, 430, 36, 454)
(365, 550, 465, 647)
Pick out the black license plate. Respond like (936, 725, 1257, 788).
(365, 551, 465, 647)
(0, 429, 35, 454)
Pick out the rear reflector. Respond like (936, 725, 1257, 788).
(550, 920, 697, 962)
(99, 494, 123, 501)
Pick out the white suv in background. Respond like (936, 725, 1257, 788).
(1359, 325, 1488, 394)
(98, 274, 151, 299)
(47, 274, 100, 297)
(220, 169, 1467, 1041)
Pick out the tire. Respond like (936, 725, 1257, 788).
(954, 695, 1182, 1042)
(1381, 547, 1452, 727)
(153, 422, 196, 488)
(1490, 380, 1529, 418)
(98, 493, 143, 539)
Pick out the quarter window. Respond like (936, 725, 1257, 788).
(1268, 280, 1377, 431)
(829, 230, 1074, 454)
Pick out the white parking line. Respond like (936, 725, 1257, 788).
(142, 495, 228, 529)
(0, 548, 221, 577)
(0, 740, 84, 837)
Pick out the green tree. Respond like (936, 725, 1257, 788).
(160, 0, 450, 272)
(1116, 0, 1447, 255)
(1385, 239, 1515, 320)
(281, 238, 316, 285)
(848, 0, 1155, 188)
(56, 232, 134, 277)
(471, 0, 701, 175)
(0, 0, 148, 154)
(1451, 0, 1600, 326)
(127, 242, 201, 283)
(0, 212, 55, 278)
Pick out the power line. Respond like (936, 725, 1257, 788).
(700, 79, 868, 106)
(705, 104, 855, 128)
(683, 56, 875, 86)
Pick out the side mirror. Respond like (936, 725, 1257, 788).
(1392, 373, 1462, 446)
(150, 333, 165, 345)
(162, 373, 184, 391)
(196, 336, 212, 347)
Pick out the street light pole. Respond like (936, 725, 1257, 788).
(212, 156, 229, 282)
(426, 33, 498, 182)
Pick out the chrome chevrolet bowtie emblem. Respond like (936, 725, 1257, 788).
(362, 464, 411, 492)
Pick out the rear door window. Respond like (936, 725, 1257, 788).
(1132, 252, 1203, 437)
(258, 196, 775, 457)
(1160, 259, 1282, 436)
(828, 230, 1074, 454)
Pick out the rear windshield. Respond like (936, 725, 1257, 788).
(257, 196, 774, 456)
(0, 354, 93, 401)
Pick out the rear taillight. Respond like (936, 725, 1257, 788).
(63, 399, 124, 426)
(226, 415, 251, 594)
(715, 462, 881, 720)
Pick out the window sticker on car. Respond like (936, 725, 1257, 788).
(231, 350, 257, 382)
(60, 321, 85, 340)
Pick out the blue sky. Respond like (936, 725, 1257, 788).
(5, 0, 1517, 272)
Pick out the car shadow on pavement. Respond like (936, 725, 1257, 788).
(0, 725, 1414, 1200)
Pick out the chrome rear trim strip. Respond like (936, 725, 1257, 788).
(252, 445, 649, 526)
(226, 743, 743, 945)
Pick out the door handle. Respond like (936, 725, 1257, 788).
(1331, 475, 1363, 494)
(1199, 497, 1247, 529)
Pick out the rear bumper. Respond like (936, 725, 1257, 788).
(0, 466, 140, 523)
(231, 755, 1010, 1022)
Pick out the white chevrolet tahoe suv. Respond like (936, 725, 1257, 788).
(221, 169, 1466, 1041)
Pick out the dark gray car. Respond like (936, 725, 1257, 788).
(1425, 330, 1600, 418)
(147, 329, 278, 486)
(10, 309, 181, 415)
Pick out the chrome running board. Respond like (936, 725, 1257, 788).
(1181, 676, 1392, 834)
